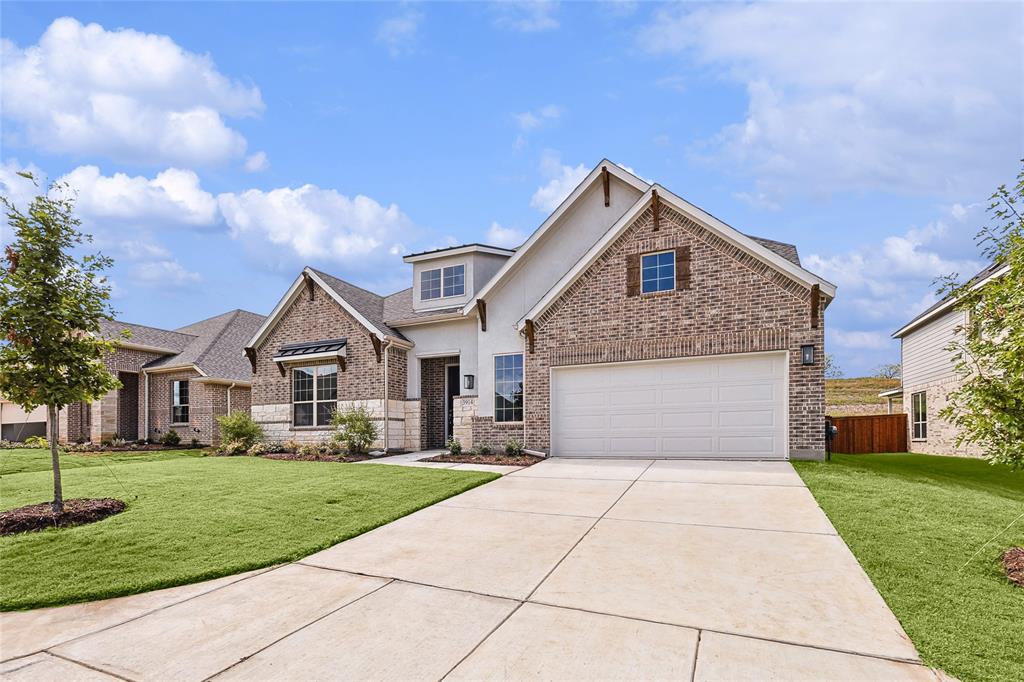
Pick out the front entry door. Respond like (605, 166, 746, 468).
(445, 364, 460, 443)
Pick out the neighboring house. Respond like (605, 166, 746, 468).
(57, 310, 266, 445)
(887, 262, 1008, 457)
(0, 400, 48, 442)
(246, 160, 837, 459)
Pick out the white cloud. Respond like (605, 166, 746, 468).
(0, 159, 45, 214)
(130, 259, 201, 287)
(493, 1, 560, 32)
(1, 17, 263, 166)
(377, 8, 423, 57)
(530, 150, 589, 213)
(217, 184, 416, 287)
(244, 152, 270, 173)
(58, 166, 218, 228)
(828, 329, 890, 350)
(640, 3, 1023, 201)
(486, 221, 526, 248)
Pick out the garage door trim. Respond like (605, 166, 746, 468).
(549, 350, 789, 460)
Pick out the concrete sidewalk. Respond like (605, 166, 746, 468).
(1, 459, 942, 681)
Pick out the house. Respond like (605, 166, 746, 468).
(246, 160, 837, 459)
(886, 262, 1008, 457)
(58, 310, 266, 445)
(0, 400, 48, 442)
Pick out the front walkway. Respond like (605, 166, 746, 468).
(1, 459, 942, 681)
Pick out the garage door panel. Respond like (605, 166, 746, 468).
(551, 353, 787, 459)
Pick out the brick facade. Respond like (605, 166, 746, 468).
(904, 376, 983, 458)
(524, 204, 826, 458)
(420, 355, 459, 449)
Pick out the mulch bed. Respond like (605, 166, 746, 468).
(262, 452, 374, 463)
(0, 498, 126, 536)
(71, 444, 204, 453)
(1002, 547, 1024, 587)
(422, 453, 543, 467)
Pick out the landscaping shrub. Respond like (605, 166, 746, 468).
(161, 430, 181, 446)
(331, 404, 378, 455)
(446, 437, 462, 456)
(216, 411, 263, 448)
(220, 440, 248, 456)
(477, 444, 492, 456)
(282, 439, 301, 454)
(296, 442, 319, 457)
(247, 441, 270, 457)
(23, 435, 48, 448)
(504, 438, 523, 457)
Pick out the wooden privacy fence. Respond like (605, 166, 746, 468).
(827, 414, 908, 454)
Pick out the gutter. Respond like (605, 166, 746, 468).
(227, 382, 236, 414)
(142, 370, 150, 442)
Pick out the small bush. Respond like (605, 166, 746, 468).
(24, 435, 48, 448)
(216, 411, 263, 448)
(283, 439, 301, 454)
(161, 430, 181, 446)
(477, 443, 493, 456)
(297, 442, 319, 457)
(331, 404, 379, 455)
(220, 440, 248, 456)
(505, 438, 523, 457)
(446, 437, 462, 456)
(189, 438, 200, 449)
(247, 441, 269, 457)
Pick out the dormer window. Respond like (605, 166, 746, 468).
(421, 264, 465, 300)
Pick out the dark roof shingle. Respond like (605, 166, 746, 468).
(308, 268, 407, 340)
(143, 310, 266, 381)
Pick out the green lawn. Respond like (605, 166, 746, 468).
(0, 450, 497, 611)
(0, 447, 204, 476)
(795, 454, 1024, 682)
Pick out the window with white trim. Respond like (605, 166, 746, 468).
(641, 251, 675, 293)
(494, 354, 524, 423)
(911, 391, 927, 440)
(171, 380, 189, 424)
(421, 264, 465, 300)
(293, 364, 338, 426)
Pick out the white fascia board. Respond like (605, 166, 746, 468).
(245, 273, 306, 351)
(653, 185, 837, 298)
(878, 388, 903, 398)
(403, 245, 515, 263)
(891, 264, 1009, 338)
(195, 377, 253, 387)
(141, 364, 206, 376)
(518, 186, 836, 328)
(464, 159, 651, 316)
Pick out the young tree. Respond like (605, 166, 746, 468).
(0, 175, 121, 512)
(874, 363, 902, 380)
(939, 161, 1024, 468)
(824, 353, 843, 379)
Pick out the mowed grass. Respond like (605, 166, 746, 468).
(0, 447, 203, 476)
(795, 454, 1024, 682)
(0, 451, 497, 611)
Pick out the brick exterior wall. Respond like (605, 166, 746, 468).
(116, 372, 139, 439)
(420, 355, 459, 449)
(147, 369, 205, 443)
(903, 376, 983, 458)
(523, 203, 826, 458)
(471, 417, 527, 453)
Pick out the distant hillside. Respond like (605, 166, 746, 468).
(826, 377, 901, 417)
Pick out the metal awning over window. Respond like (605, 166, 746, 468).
(272, 338, 347, 374)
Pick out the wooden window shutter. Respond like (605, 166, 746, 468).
(675, 246, 691, 290)
(626, 253, 641, 297)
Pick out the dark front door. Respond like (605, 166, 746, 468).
(446, 364, 460, 443)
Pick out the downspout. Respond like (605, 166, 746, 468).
(382, 338, 391, 453)
(226, 382, 236, 414)
(142, 370, 150, 443)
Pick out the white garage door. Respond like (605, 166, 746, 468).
(551, 352, 787, 459)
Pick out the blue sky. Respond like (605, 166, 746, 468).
(1, 1, 1021, 376)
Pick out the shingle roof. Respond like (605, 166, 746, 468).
(747, 235, 801, 266)
(382, 287, 462, 325)
(402, 242, 517, 259)
(97, 320, 195, 352)
(143, 310, 266, 381)
(895, 260, 1003, 336)
(308, 268, 407, 340)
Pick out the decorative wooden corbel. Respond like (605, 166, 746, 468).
(276, 361, 286, 377)
(370, 335, 382, 363)
(810, 284, 821, 329)
(338, 357, 347, 372)
(524, 319, 535, 354)
(651, 189, 661, 231)
(244, 347, 257, 374)
(478, 299, 487, 332)
(301, 272, 315, 301)
(602, 166, 610, 207)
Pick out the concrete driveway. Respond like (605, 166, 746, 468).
(1, 458, 941, 681)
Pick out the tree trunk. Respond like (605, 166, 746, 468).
(48, 404, 63, 514)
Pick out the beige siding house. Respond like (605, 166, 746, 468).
(889, 262, 1007, 457)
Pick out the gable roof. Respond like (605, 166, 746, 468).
(403, 243, 516, 262)
(519, 185, 836, 328)
(97, 319, 195, 354)
(245, 267, 412, 354)
(892, 261, 1008, 338)
(464, 160, 651, 316)
(747, 236, 800, 266)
